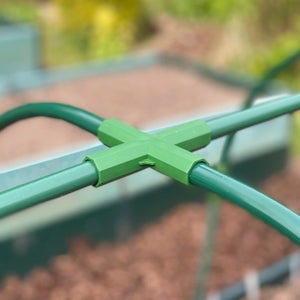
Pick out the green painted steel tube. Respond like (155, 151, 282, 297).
(0, 94, 298, 140)
(0, 103, 104, 135)
(189, 163, 300, 245)
(0, 162, 97, 218)
(220, 48, 300, 165)
(207, 94, 300, 139)
(1, 94, 300, 228)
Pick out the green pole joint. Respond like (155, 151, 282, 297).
(85, 118, 211, 186)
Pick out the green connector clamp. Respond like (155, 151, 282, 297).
(85, 118, 211, 186)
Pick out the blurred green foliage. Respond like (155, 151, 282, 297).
(147, 0, 247, 21)
(149, 0, 300, 88)
(0, 0, 150, 66)
(0, 0, 39, 24)
(247, 33, 300, 87)
(237, 0, 300, 88)
(1, 0, 300, 81)
(46, 0, 149, 66)
(291, 114, 300, 156)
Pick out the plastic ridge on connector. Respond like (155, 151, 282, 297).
(85, 118, 211, 186)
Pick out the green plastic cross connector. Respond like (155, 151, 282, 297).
(85, 118, 211, 186)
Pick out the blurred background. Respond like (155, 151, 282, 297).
(2, 0, 300, 147)
(1, 1, 300, 300)
(0, 0, 300, 78)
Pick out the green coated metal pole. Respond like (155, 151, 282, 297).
(0, 103, 104, 135)
(189, 163, 300, 245)
(1, 95, 300, 223)
(0, 162, 98, 217)
(1, 95, 299, 141)
(220, 48, 300, 165)
(207, 94, 300, 139)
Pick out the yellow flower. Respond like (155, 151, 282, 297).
(93, 4, 118, 35)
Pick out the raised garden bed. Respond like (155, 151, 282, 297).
(0, 55, 296, 299)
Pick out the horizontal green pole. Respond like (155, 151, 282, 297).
(0, 102, 104, 135)
(189, 163, 300, 245)
(1, 94, 300, 229)
(208, 94, 300, 139)
(0, 162, 97, 217)
(1, 95, 298, 139)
